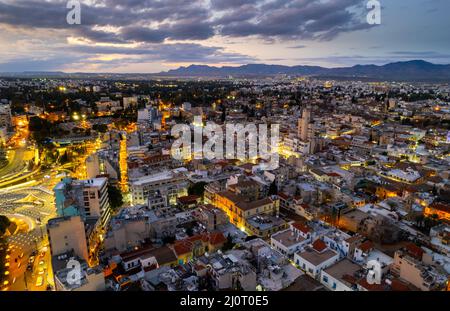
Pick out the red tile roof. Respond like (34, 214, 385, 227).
(327, 172, 341, 177)
(173, 241, 193, 256)
(278, 192, 290, 200)
(177, 195, 200, 205)
(209, 232, 226, 245)
(312, 239, 327, 253)
(172, 232, 226, 257)
(391, 279, 411, 291)
(358, 240, 374, 253)
(292, 222, 311, 234)
(357, 279, 387, 291)
(404, 242, 424, 260)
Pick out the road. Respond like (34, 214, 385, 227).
(0, 147, 40, 189)
(0, 148, 27, 179)
(1, 185, 56, 291)
(0, 177, 58, 291)
(1, 136, 102, 291)
(3, 241, 53, 291)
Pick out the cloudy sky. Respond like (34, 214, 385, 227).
(0, 0, 449, 73)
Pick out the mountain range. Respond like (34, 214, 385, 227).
(1, 60, 450, 82)
(158, 60, 450, 81)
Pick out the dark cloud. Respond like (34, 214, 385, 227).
(216, 0, 372, 40)
(0, 42, 256, 72)
(120, 27, 167, 43)
(0, 0, 372, 43)
(67, 43, 256, 64)
(0, 0, 381, 70)
(210, 0, 258, 10)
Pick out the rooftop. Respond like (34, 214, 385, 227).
(323, 259, 362, 282)
(272, 229, 306, 247)
(296, 248, 338, 266)
(247, 215, 286, 231)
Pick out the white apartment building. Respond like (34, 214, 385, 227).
(130, 170, 188, 205)
(294, 239, 340, 279)
(271, 222, 313, 257)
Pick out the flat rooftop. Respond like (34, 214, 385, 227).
(272, 229, 306, 247)
(323, 259, 361, 281)
(297, 248, 338, 266)
(247, 215, 285, 231)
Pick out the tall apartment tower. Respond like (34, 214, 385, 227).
(298, 106, 311, 141)
(54, 177, 112, 228)
(86, 153, 100, 179)
(47, 215, 89, 262)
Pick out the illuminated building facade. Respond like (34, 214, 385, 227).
(212, 190, 279, 232)
(119, 132, 128, 192)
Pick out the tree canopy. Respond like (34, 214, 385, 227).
(108, 184, 124, 211)
(188, 182, 207, 197)
(0, 215, 10, 236)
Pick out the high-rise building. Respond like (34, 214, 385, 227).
(0, 102, 12, 129)
(296, 106, 317, 155)
(47, 215, 89, 262)
(137, 105, 160, 127)
(54, 177, 112, 228)
(298, 106, 311, 141)
(85, 153, 100, 179)
(123, 96, 138, 109)
(130, 170, 188, 205)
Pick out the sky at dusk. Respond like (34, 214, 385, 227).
(0, 0, 449, 73)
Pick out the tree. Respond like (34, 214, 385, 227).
(108, 184, 124, 211)
(162, 235, 176, 244)
(268, 180, 278, 196)
(188, 182, 207, 197)
(93, 124, 108, 133)
(221, 106, 226, 123)
(186, 227, 194, 237)
(59, 151, 69, 165)
(0, 216, 10, 236)
(222, 234, 235, 251)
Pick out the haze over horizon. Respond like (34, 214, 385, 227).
(1, 0, 450, 73)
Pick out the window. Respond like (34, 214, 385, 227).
(332, 283, 337, 289)
(323, 275, 329, 283)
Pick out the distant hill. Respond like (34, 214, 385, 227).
(158, 60, 450, 82)
(2, 60, 450, 82)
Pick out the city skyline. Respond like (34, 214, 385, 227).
(1, 0, 450, 73)
(0, 0, 449, 298)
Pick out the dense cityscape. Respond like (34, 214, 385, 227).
(0, 0, 449, 303)
(0, 76, 449, 292)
